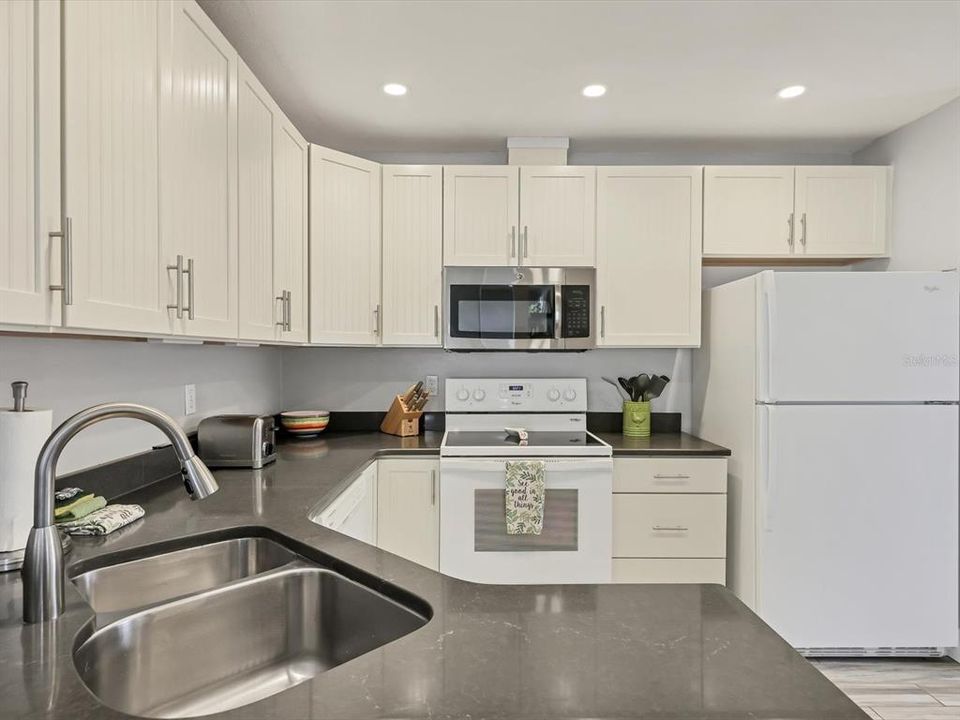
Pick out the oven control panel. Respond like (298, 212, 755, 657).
(445, 378, 587, 412)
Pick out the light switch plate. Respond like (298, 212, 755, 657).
(425, 375, 439, 395)
(184, 384, 197, 415)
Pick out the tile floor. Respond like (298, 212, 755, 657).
(813, 658, 960, 719)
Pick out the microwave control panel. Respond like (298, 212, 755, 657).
(561, 286, 591, 338)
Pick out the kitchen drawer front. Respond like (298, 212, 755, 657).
(613, 458, 727, 494)
(612, 558, 726, 584)
(613, 494, 726, 558)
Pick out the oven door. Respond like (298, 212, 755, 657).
(439, 457, 612, 584)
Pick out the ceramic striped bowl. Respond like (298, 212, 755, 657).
(280, 410, 330, 437)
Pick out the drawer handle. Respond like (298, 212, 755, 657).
(652, 525, 689, 532)
(653, 474, 691, 480)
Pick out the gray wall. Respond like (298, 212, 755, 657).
(0, 337, 283, 473)
(854, 97, 960, 272)
(282, 347, 691, 426)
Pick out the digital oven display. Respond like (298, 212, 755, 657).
(508, 385, 524, 392)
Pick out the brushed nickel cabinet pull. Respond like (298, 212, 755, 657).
(800, 212, 807, 246)
(787, 212, 795, 247)
(285, 291, 292, 331)
(652, 525, 689, 532)
(653, 474, 691, 480)
(276, 292, 286, 329)
(166, 254, 184, 319)
(431, 469, 437, 506)
(373, 304, 381, 335)
(48, 217, 73, 306)
(434, 305, 440, 337)
(600, 305, 606, 339)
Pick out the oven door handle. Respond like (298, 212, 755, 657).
(439, 457, 612, 473)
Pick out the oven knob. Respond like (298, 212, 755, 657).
(547, 388, 561, 402)
(564, 388, 577, 401)
(473, 389, 486, 401)
(456, 388, 470, 401)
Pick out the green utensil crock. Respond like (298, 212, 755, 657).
(622, 401, 651, 438)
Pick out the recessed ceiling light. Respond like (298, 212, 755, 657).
(582, 84, 607, 98)
(777, 85, 806, 99)
(383, 83, 407, 96)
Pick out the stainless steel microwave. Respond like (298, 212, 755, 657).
(444, 267, 595, 351)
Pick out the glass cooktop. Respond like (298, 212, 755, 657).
(441, 431, 612, 457)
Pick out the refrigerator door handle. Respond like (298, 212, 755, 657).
(758, 272, 777, 403)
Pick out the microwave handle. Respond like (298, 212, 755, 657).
(555, 284, 563, 340)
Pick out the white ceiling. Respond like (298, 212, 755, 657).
(199, 0, 960, 156)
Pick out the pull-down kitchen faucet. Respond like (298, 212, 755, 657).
(22, 403, 219, 623)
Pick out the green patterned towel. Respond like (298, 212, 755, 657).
(505, 460, 545, 535)
(60, 504, 145, 536)
(55, 495, 106, 523)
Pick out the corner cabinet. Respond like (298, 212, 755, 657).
(443, 165, 596, 267)
(703, 165, 889, 260)
(381, 166, 443, 346)
(596, 167, 702, 347)
(376, 459, 440, 571)
(309, 145, 381, 345)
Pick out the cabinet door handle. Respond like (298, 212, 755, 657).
(510, 226, 517, 258)
(787, 212, 795, 247)
(434, 305, 440, 338)
(166, 254, 184, 319)
(184, 257, 195, 320)
(373, 304, 381, 335)
(431, 469, 437, 506)
(600, 305, 606, 339)
(522, 225, 528, 258)
(652, 525, 689, 532)
(276, 291, 287, 330)
(800, 212, 807, 246)
(286, 291, 292, 331)
(653, 474, 691, 480)
(49, 217, 73, 306)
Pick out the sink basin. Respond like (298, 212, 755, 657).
(71, 536, 302, 613)
(74, 566, 429, 718)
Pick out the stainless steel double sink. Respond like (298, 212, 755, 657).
(69, 533, 430, 718)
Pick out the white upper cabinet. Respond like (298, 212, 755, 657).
(237, 61, 276, 342)
(703, 166, 796, 257)
(794, 166, 889, 257)
(382, 166, 443, 346)
(161, 0, 238, 339)
(273, 117, 309, 343)
(443, 165, 519, 266)
(703, 165, 890, 259)
(309, 145, 381, 345)
(0, 0, 58, 328)
(61, 0, 170, 334)
(519, 166, 596, 266)
(597, 167, 702, 347)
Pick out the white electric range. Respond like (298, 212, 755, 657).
(439, 378, 613, 584)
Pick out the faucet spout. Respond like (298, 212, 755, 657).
(23, 403, 219, 623)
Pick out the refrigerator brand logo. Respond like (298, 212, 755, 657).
(903, 353, 959, 368)
(923, 285, 941, 293)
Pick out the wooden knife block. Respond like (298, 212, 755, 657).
(380, 394, 423, 437)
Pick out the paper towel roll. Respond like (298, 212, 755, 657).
(0, 409, 52, 553)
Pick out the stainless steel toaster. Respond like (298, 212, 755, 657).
(197, 414, 277, 469)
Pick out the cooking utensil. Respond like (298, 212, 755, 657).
(603, 377, 630, 401)
(617, 377, 633, 399)
(643, 375, 670, 401)
(630, 374, 651, 402)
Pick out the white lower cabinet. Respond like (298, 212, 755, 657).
(611, 457, 728, 584)
(376, 458, 440, 571)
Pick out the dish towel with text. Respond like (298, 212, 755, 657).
(505, 460, 545, 535)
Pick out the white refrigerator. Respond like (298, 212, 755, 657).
(694, 270, 959, 655)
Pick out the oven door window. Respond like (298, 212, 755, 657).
(449, 285, 556, 339)
(474, 489, 579, 551)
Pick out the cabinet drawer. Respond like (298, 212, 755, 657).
(613, 558, 726, 584)
(613, 458, 726, 494)
(613, 494, 726, 558)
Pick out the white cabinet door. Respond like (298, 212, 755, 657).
(62, 0, 169, 334)
(377, 458, 439, 570)
(794, 166, 889, 257)
(273, 116, 309, 343)
(443, 166, 519, 266)
(161, 0, 238, 339)
(309, 145, 381, 345)
(519, 166, 596, 266)
(237, 60, 276, 342)
(382, 165, 442, 346)
(703, 166, 796, 257)
(597, 167, 702, 347)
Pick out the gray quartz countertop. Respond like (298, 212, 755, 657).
(0, 430, 863, 720)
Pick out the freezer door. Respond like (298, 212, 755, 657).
(757, 271, 959, 402)
(758, 404, 959, 650)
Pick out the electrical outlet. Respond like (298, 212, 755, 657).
(184, 384, 197, 415)
(425, 375, 439, 395)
